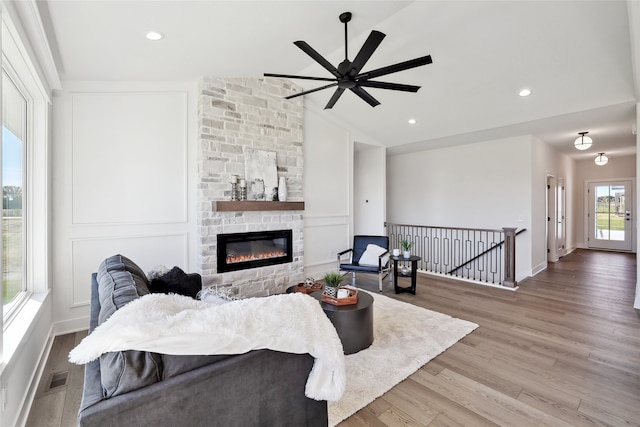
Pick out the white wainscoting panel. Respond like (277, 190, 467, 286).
(303, 215, 351, 278)
(71, 233, 189, 306)
(71, 92, 188, 225)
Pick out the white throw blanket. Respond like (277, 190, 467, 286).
(69, 292, 346, 401)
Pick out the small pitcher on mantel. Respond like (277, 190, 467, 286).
(278, 176, 287, 202)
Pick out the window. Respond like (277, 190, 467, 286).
(2, 68, 27, 318)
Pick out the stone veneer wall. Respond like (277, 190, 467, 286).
(198, 77, 304, 297)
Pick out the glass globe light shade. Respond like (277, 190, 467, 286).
(594, 153, 608, 166)
(574, 134, 593, 150)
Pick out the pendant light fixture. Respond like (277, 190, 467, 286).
(574, 131, 593, 150)
(594, 153, 608, 166)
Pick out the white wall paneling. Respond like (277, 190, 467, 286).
(303, 108, 353, 278)
(52, 82, 198, 331)
(303, 215, 350, 277)
(71, 233, 189, 306)
(71, 92, 188, 225)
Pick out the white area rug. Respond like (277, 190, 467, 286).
(329, 290, 478, 426)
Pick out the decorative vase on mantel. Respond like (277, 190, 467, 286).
(278, 176, 287, 202)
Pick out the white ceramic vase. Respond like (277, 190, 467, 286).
(278, 176, 287, 202)
(403, 251, 411, 258)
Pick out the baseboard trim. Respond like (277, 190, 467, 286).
(52, 317, 89, 336)
(14, 326, 54, 427)
(531, 261, 547, 276)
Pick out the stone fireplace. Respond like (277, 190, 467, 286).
(197, 77, 304, 297)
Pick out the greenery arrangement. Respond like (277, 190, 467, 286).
(322, 272, 343, 288)
(400, 239, 414, 251)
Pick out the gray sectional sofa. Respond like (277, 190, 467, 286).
(78, 254, 328, 426)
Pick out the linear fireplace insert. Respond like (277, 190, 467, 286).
(217, 230, 293, 273)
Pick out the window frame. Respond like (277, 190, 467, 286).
(1, 61, 31, 324)
(0, 3, 52, 350)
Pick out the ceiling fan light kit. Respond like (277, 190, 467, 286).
(574, 131, 593, 150)
(264, 11, 432, 109)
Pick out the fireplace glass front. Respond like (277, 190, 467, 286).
(217, 230, 293, 273)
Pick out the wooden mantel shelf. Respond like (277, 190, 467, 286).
(212, 201, 305, 212)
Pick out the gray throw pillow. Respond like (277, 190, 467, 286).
(96, 254, 163, 398)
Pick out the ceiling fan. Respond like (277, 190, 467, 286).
(264, 12, 432, 109)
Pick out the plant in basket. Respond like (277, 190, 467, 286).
(322, 272, 343, 298)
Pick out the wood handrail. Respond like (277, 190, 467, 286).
(447, 228, 526, 274)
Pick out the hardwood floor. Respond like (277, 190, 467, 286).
(26, 249, 639, 426)
(25, 330, 86, 427)
(343, 249, 640, 427)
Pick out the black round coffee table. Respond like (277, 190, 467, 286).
(310, 290, 374, 355)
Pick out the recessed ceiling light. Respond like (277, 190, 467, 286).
(519, 89, 531, 97)
(408, 119, 416, 124)
(146, 31, 165, 41)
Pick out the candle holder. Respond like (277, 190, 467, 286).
(230, 175, 239, 201)
(230, 182, 239, 201)
(239, 178, 247, 201)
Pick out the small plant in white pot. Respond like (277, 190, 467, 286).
(322, 272, 343, 298)
(401, 239, 414, 258)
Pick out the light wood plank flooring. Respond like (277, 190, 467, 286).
(26, 249, 639, 426)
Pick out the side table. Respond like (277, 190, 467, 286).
(310, 290, 374, 355)
(390, 255, 421, 295)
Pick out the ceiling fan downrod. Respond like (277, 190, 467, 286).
(339, 12, 352, 62)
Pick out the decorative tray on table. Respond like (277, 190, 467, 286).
(321, 288, 359, 306)
(294, 281, 323, 294)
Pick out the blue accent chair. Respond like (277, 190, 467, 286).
(337, 235, 391, 292)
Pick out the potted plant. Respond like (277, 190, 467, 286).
(322, 272, 343, 298)
(401, 239, 414, 258)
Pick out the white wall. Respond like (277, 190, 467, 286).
(574, 154, 636, 249)
(354, 144, 386, 235)
(531, 137, 575, 274)
(387, 135, 533, 281)
(302, 108, 353, 278)
(636, 103, 640, 309)
(51, 81, 199, 332)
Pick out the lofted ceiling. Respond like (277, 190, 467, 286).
(39, 0, 639, 159)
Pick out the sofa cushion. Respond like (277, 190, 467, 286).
(96, 254, 162, 398)
(149, 266, 201, 299)
(162, 354, 231, 380)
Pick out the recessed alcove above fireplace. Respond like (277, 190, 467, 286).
(217, 230, 293, 273)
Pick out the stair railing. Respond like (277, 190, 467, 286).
(385, 222, 525, 287)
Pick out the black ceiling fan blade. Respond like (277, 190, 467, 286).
(284, 82, 338, 100)
(349, 86, 381, 107)
(357, 55, 432, 81)
(324, 88, 346, 109)
(357, 81, 421, 92)
(294, 41, 342, 78)
(347, 30, 386, 76)
(264, 73, 336, 82)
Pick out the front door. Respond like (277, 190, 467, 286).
(587, 180, 633, 251)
